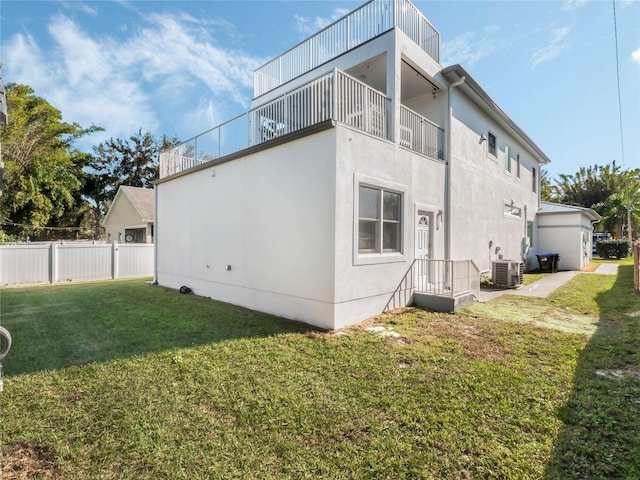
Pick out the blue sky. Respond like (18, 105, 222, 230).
(1, 0, 638, 179)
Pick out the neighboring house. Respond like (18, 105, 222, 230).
(536, 202, 601, 271)
(155, 0, 560, 329)
(103, 186, 154, 244)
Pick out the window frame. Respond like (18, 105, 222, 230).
(353, 174, 407, 265)
(504, 145, 511, 173)
(487, 132, 497, 158)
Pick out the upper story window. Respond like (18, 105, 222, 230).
(487, 132, 497, 157)
(358, 185, 402, 254)
(532, 167, 538, 193)
(504, 145, 511, 173)
(516, 154, 521, 178)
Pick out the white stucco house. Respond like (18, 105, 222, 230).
(155, 0, 562, 330)
(103, 186, 154, 244)
(536, 202, 601, 271)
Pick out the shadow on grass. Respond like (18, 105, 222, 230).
(544, 265, 640, 478)
(0, 279, 317, 376)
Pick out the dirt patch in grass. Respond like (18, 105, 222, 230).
(581, 262, 600, 272)
(198, 403, 237, 425)
(416, 317, 505, 361)
(63, 390, 86, 405)
(2, 441, 58, 479)
(349, 309, 505, 361)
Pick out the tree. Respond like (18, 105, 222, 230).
(91, 130, 179, 201)
(540, 169, 553, 202)
(550, 162, 621, 209)
(81, 171, 112, 240)
(593, 169, 640, 240)
(0, 84, 101, 238)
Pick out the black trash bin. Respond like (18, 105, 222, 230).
(536, 253, 560, 273)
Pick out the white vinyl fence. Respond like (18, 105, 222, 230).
(0, 243, 154, 286)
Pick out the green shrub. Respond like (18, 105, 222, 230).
(596, 239, 630, 259)
(0, 230, 16, 244)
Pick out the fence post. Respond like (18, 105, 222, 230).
(112, 242, 119, 280)
(50, 243, 58, 284)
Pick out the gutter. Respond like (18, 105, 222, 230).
(441, 65, 551, 165)
(445, 74, 466, 260)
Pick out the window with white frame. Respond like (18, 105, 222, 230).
(358, 185, 402, 254)
(516, 154, 521, 178)
(532, 167, 537, 193)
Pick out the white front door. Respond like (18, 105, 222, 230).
(415, 212, 432, 291)
(416, 212, 431, 259)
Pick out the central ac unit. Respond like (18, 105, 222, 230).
(492, 260, 524, 287)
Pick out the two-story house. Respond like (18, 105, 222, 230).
(154, 0, 555, 330)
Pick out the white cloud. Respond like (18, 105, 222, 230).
(529, 26, 572, 70)
(294, 8, 351, 37)
(563, 0, 587, 11)
(2, 11, 264, 149)
(60, 2, 98, 16)
(441, 26, 502, 67)
(632, 47, 640, 64)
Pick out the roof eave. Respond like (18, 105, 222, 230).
(441, 64, 551, 165)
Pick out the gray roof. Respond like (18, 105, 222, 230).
(119, 186, 155, 222)
(539, 201, 601, 222)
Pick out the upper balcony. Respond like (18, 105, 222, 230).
(253, 0, 440, 98)
(159, 69, 444, 179)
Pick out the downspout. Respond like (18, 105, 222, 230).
(445, 75, 465, 260)
(522, 204, 528, 262)
(153, 185, 158, 285)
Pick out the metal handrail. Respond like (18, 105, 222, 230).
(384, 258, 480, 312)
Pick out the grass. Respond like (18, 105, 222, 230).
(0, 261, 638, 479)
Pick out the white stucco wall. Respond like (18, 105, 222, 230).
(332, 125, 446, 328)
(447, 89, 541, 273)
(536, 212, 593, 271)
(156, 130, 338, 329)
(157, 123, 446, 330)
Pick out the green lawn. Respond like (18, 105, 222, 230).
(1, 261, 638, 479)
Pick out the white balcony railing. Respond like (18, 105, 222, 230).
(253, 0, 440, 97)
(400, 105, 445, 160)
(160, 70, 397, 178)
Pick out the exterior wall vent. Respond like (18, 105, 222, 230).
(492, 260, 524, 288)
